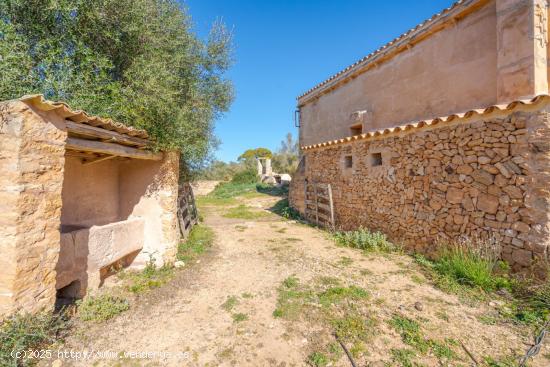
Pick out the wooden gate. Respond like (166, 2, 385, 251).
(304, 180, 335, 229)
(177, 182, 198, 238)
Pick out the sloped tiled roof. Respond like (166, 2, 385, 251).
(19, 94, 149, 140)
(297, 0, 484, 103)
(301, 95, 550, 150)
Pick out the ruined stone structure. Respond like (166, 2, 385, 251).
(290, 0, 550, 273)
(0, 95, 180, 317)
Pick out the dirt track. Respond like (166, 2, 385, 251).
(62, 192, 548, 367)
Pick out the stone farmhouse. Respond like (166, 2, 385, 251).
(0, 95, 180, 317)
(289, 0, 550, 274)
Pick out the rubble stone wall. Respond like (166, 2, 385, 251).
(0, 101, 66, 316)
(290, 108, 550, 274)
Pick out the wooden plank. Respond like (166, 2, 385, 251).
(66, 137, 163, 161)
(305, 200, 330, 211)
(66, 121, 150, 147)
(82, 155, 116, 166)
(328, 184, 335, 228)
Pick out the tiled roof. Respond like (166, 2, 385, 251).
(301, 95, 550, 150)
(297, 0, 482, 103)
(19, 94, 149, 140)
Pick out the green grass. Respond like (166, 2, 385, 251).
(232, 313, 248, 323)
(0, 311, 70, 367)
(177, 224, 214, 262)
(120, 262, 175, 294)
(223, 204, 268, 220)
(271, 198, 302, 220)
(390, 348, 417, 367)
(333, 228, 399, 253)
(433, 246, 510, 292)
(388, 315, 457, 362)
(318, 286, 369, 307)
(77, 294, 129, 322)
(221, 296, 239, 312)
(307, 351, 329, 367)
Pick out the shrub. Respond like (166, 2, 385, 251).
(77, 295, 129, 322)
(0, 311, 70, 366)
(230, 169, 258, 184)
(271, 198, 301, 220)
(333, 227, 397, 252)
(434, 238, 510, 292)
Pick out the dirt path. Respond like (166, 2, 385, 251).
(62, 192, 548, 367)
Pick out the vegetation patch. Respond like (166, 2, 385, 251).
(388, 315, 456, 363)
(77, 295, 129, 322)
(221, 296, 239, 312)
(0, 311, 70, 366)
(232, 313, 248, 323)
(120, 262, 175, 294)
(271, 198, 302, 220)
(333, 228, 399, 253)
(223, 204, 268, 220)
(177, 225, 214, 262)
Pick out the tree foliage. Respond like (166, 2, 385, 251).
(272, 133, 299, 173)
(0, 0, 234, 166)
(238, 147, 273, 161)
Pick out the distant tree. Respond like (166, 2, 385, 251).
(238, 148, 273, 161)
(272, 133, 299, 173)
(0, 0, 234, 169)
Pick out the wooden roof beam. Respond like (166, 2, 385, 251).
(66, 137, 163, 161)
(65, 120, 150, 148)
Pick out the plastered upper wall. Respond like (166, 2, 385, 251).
(61, 157, 120, 228)
(298, 0, 550, 147)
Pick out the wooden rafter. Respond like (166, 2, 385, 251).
(65, 121, 150, 148)
(66, 137, 163, 161)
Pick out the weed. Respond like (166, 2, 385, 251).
(221, 296, 239, 312)
(283, 276, 299, 288)
(0, 311, 70, 366)
(223, 205, 268, 220)
(232, 313, 248, 323)
(121, 260, 174, 294)
(177, 225, 214, 262)
(318, 286, 369, 307)
(390, 348, 417, 367)
(331, 314, 373, 343)
(235, 225, 247, 232)
(333, 228, 398, 252)
(410, 274, 426, 284)
(338, 256, 353, 267)
(307, 351, 329, 367)
(271, 198, 302, 220)
(241, 292, 253, 298)
(77, 295, 129, 322)
(319, 276, 341, 286)
(434, 243, 510, 292)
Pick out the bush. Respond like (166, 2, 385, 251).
(0, 311, 70, 366)
(434, 239, 510, 292)
(230, 169, 258, 184)
(271, 198, 301, 220)
(77, 295, 129, 322)
(333, 228, 397, 252)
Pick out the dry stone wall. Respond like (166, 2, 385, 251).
(290, 108, 550, 274)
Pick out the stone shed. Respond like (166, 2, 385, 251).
(290, 0, 550, 274)
(0, 95, 180, 317)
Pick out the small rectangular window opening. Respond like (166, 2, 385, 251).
(350, 124, 362, 136)
(370, 152, 383, 167)
(344, 155, 353, 168)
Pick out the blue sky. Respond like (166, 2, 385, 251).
(183, 0, 455, 162)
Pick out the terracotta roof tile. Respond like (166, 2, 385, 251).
(301, 95, 550, 150)
(19, 94, 149, 140)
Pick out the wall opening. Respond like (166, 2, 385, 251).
(370, 152, 383, 167)
(350, 124, 362, 136)
(344, 155, 353, 168)
(55, 280, 81, 311)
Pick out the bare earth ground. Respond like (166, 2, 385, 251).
(59, 192, 548, 367)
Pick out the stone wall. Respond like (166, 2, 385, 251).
(290, 107, 550, 275)
(0, 101, 66, 316)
